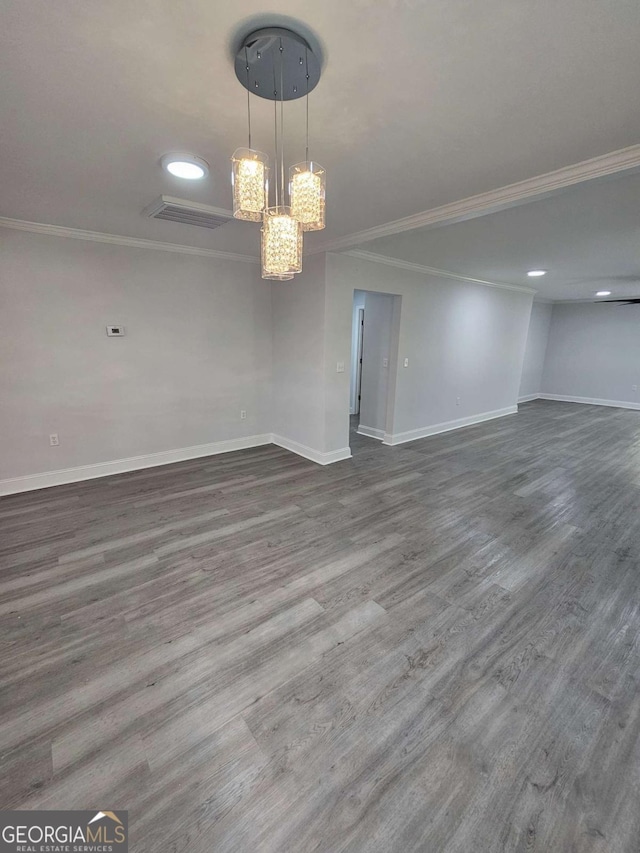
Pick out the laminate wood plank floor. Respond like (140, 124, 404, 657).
(2, 400, 640, 852)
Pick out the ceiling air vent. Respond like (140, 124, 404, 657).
(143, 196, 233, 230)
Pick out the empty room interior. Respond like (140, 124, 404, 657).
(2, 2, 640, 851)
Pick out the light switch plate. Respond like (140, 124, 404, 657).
(336, 361, 345, 373)
(403, 358, 409, 368)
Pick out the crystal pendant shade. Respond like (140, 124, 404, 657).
(290, 162, 326, 231)
(261, 206, 303, 280)
(231, 148, 269, 221)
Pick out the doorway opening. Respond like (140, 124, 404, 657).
(349, 289, 401, 452)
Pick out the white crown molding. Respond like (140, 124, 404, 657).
(4, 146, 639, 273)
(548, 296, 639, 304)
(312, 144, 640, 254)
(382, 406, 518, 446)
(0, 216, 259, 264)
(343, 250, 537, 295)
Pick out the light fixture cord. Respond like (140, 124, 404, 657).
(245, 47, 252, 150)
(305, 46, 310, 162)
(280, 39, 285, 206)
(272, 57, 279, 208)
(273, 96, 279, 207)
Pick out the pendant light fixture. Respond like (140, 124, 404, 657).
(231, 26, 324, 279)
(231, 49, 269, 222)
(262, 69, 302, 279)
(290, 49, 326, 232)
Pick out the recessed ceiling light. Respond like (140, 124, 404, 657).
(527, 269, 547, 277)
(596, 290, 611, 297)
(161, 153, 209, 180)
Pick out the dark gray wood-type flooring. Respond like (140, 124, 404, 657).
(2, 400, 640, 852)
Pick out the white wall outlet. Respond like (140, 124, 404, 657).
(403, 358, 409, 368)
(49, 433, 59, 446)
(336, 361, 345, 373)
(240, 410, 247, 420)
(633, 385, 638, 392)
(456, 396, 461, 406)
(106, 325, 125, 337)
(383, 357, 389, 368)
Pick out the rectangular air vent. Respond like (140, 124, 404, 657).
(143, 196, 233, 230)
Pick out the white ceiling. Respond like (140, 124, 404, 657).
(357, 171, 640, 301)
(2, 0, 640, 291)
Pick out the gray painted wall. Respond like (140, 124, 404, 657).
(541, 301, 640, 406)
(519, 301, 552, 399)
(359, 292, 395, 434)
(0, 229, 272, 479)
(325, 253, 533, 452)
(1, 233, 537, 482)
(270, 253, 327, 451)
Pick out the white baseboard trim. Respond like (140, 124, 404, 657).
(356, 424, 385, 440)
(271, 434, 352, 466)
(382, 406, 518, 446)
(0, 434, 273, 496)
(518, 394, 541, 403)
(0, 431, 356, 496)
(538, 394, 640, 411)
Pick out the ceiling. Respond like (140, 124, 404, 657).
(2, 0, 640, 295)
(356, 171, 640, 301)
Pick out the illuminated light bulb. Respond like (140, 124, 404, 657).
(261, 206, 303, 279)
(290, 162, 326, 231)
(231, 148, 269, 221)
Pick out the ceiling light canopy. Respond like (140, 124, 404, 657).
(161, 154, 209, 180)
(527, 269, 547, 277)
(231, 25, 325, 279)
(596, 290, 612, 296)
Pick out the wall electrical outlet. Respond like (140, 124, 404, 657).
(633, 385, 638, 392)
(106, 325, 125, 337)
(383, 357, 389, 368)
(456, 396, 461, 406)
(49, 434, 59, 446)
(240, 410, 247, 420)
(336, 361, 345, 373)
(403, 358, 409, 368)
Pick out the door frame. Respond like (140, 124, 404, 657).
(354, 307, 365, 416)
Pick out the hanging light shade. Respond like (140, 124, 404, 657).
(261, 206, 302, 279)
(290, 162, 326, 231)
(262, 272, 295, 281)
(231, 148, 269, 221)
